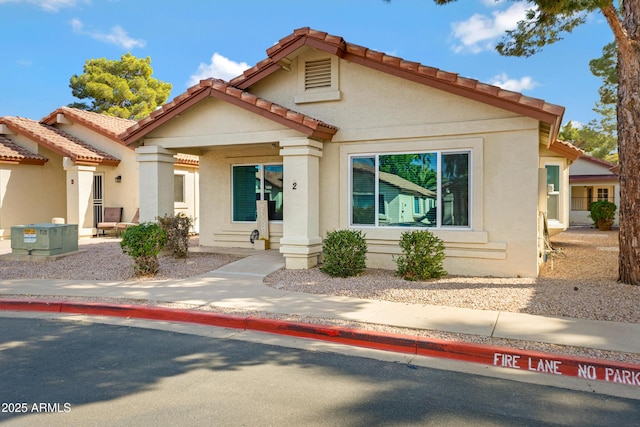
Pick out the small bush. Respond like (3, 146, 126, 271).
(120, 222, 167, 276)
(320, 229, 368, 277)
(158, 213, 194, 258)
(589, 200, 616, 230)
(396, 230, 447, 281)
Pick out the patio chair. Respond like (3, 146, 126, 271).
(116, 208, 140, 236)
(96, 207, 123, 236)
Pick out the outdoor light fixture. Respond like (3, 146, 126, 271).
(115, 175, 122, 183)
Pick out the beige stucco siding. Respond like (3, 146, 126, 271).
(198, 146, 283, 247)
(143, 98, 301, 150)
(54, 122, 139, 223)
(0, 144, 66, 237)
(253, 53, 523, 136)
(133, 46, 569, 277)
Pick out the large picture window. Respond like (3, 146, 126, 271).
(232, 164, 283, 222)
(350, 151, 470, 228)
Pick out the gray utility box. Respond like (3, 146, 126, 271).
(11, 223, 78, 256)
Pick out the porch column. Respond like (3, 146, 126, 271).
(279, 137, 323, 269)
(63, 158, 95, 237)
(135, 146, 176, 223)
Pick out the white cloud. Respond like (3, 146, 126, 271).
(450, 3, 531, 53)
(188, 53, 249, 85)
(16, 59, 33, 67)
(71, 18, 146, 50)
(0, 0, 87, 12)
(490, 73, 539, 92)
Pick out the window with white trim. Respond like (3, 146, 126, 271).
(232, 164, 283, 222)
(350, 151, 470, 228)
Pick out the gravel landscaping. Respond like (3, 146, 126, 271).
(1, 226, 638, 364)
(265, 226, 639, 325)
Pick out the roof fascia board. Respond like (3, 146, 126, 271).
(234, 62, 282, 90)
(122, 88, 211, 145)
(342, 51, 562, 126)
(42, 109, 129, 146)
(548, 141, 582, 161)
(207, 89, 332, 140)
(4, 121, 120, 166)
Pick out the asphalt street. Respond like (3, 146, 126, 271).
(1, 317, 639, 426)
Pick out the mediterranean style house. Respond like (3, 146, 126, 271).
(569, 154, 619, 227)
(117, 27, 580, 277)
(0, 107, 198, 238)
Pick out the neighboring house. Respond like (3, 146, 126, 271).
(569, 154, 619, 226)
(120, 27, 581, 277)
(0, 107, 199, 239)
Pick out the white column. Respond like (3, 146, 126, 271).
(279, 137, 323, 269)
(135, 146, 176, 223)
(63, 158, 96, 237)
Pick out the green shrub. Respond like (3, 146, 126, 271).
(320, 229, 368, 277)
(158, 213, 194, 258)
(120, 222, 167, 276)
(396, 230, 447, 281)
(589, 200, 616, 230)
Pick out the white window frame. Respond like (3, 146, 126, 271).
(348, 149, 472, 230)
(544, 161, 563, 224)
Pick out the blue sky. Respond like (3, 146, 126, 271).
(0, 0, 614, 127)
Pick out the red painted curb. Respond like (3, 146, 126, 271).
(1, 298, 639, 387)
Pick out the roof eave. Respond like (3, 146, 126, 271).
(42, 108, 129, 146)
(121, 86, 211, 145)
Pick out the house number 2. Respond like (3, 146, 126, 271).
(292, 182, 297, 190)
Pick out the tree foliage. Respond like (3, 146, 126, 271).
(559, 112, 617, 162)
(430, 0, 640, 285)
(590, 41, 618, 107)
(560, 41, 618, 162)
(379, 153, 437, 190)
(69, 53, 172, 120)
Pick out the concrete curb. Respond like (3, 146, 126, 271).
(2, 298, 639, 388)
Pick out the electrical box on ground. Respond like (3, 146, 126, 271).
(10, 224, 78, 256)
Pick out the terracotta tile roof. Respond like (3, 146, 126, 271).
(41, 107, 136, 145)
(231, 27, 565, 132)
(0, 135, 48, 165)
(549, 139, 583, 161)
(121, 78, 338, 144)
(175, 153, 199, 166)
(0, 117, 120, 166)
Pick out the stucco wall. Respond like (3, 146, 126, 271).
(55, 122, 139, 223)
(199, 146, 283, 247)
(137, 49, 567, 277)
(0, 144, 66, 238)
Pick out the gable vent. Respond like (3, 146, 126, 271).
(305, 59, 332, 90)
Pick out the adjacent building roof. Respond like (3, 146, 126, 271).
(0, 116, 120, 166)
(41, 107, 199, 167)
(121, 78, 339, 144)
(0, 135, 48, 165)
(41, 107, 136, 144)
(570, 154, 619, 183)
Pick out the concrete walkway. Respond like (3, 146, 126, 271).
(1, 247, 639, 355)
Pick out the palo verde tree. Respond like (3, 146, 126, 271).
(432, 0, 640, 285)
(69, 53, 172, 120)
